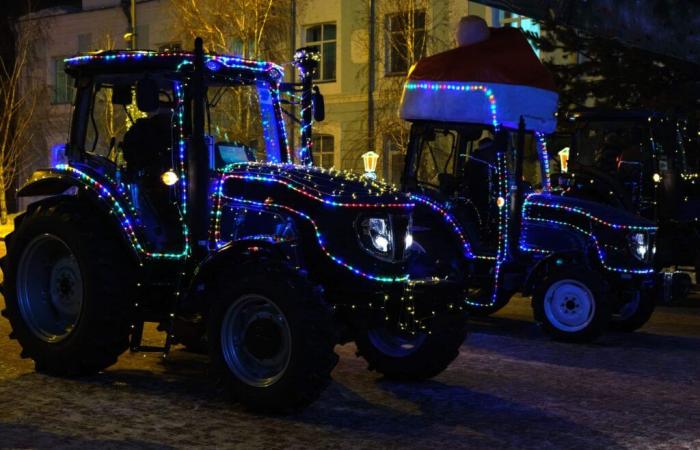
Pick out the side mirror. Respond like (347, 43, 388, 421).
(313, 86, 325, 122)
(136, 78, 159, 113)
(112, 84, 132, 105)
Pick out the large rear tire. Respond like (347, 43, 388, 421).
(355, 313, 467, 380)
(1, 198, 136, 376)
(208, 262, 338, 413)
(532, 267, 610, 343)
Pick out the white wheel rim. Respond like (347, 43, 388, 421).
(543, 279, 595, 332)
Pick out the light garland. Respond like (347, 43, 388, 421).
(223, 196, 409, 283)
(520, 217, 655, 274)
(535, 131, 552, 191)
(523, 195, 656, 231)
(404, 82, 499, 128)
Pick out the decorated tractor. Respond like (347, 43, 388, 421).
(550, 109, 698, 293)
(0, 39, 467, 413)
(396, 20, 658, 342)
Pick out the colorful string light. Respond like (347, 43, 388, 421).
(520, 217, 655, 274)
(404, 82, 499, 128)
(523, 195, 657, 231)
(535, 131, 552, 191)
(222, 196, 409, 283)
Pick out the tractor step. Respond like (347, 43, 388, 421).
(129, 321, 173, 356)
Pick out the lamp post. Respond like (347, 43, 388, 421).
(361, 151, 379, 180)
(558, 147, 570, 173)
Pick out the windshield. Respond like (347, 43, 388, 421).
(411, 125, 546, 193)
(574, 119, 688, 174)
(206, 79, 283, 165)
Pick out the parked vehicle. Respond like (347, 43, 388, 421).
(551, 109, 697, 294)
(0, 40, 467, 412)
(396, 25, 657, 342)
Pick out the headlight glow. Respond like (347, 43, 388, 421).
(360, 217, 393, 255)
(628, 232, 649, 262)
(161, 170, 179, 186)
(405, 230, 413, 250)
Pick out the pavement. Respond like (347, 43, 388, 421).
(0, 239, 699, 449)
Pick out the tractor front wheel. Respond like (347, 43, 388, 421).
(609, 290, 655, 332)
(208, 263, 338, 413)
(355, 313, 467, 380)
(532, 267, 610, 343)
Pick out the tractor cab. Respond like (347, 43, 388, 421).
(399, 20, 657, 342)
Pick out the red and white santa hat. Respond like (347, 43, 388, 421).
(399, 16, 559, 133)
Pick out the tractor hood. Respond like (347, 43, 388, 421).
(218, 163, 410, 207)
(523, 193, 656, 230)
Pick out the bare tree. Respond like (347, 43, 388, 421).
(169, 0, 292, 60)
(0, 18, 42, 224)
(168, 0, 294, 157)
(348, 0, 449, 181)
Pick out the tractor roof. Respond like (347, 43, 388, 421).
(64, 50, 284, 80)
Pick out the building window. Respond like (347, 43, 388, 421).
(312, 134, 335, 168)
(304, 23, 336, 81)
(493, 11, 540, 55)
(157, 42, 182, 52)
(52, 58, 74, 104)
(385, 10, 426, 75)
(77, 33, 92, 52)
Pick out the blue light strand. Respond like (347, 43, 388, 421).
(404, 82, 500, 128)
(535, 131, 552, 191)
(225, 196, 410, 283)
(523, 195, 657, 231)
(520, 217, 655, 274)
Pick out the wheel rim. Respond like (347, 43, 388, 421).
(367, 327, 427, 358)
(543, 279, 596, 333)
(220, 294, 291, 387)
(17, 233, 84, 343)
(615, 292, 640, 321)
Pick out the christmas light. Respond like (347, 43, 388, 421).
(404, 82, 499, 128)
(222, 196, 409, 283)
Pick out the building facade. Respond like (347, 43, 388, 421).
(19, 0, 549, 194)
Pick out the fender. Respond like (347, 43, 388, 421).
(180, 239, 297, 314)
(17, 169, 144, 263)
(521, 250, 588, 296)
(17, 169, 78, 197)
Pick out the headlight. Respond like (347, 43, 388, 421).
(628, 232, 649, 262)
(405, 230, 413, 250)
(359, 216, 393, 257)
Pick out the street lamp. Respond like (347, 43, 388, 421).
(361, 151, 379, 180)
(558, 147, 570, 173)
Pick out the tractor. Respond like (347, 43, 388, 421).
(551, 109, 697, 295)
(394, 23, 657, 342)
(0, 39, 466, 412)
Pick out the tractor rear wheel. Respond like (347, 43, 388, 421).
(1, 198, 136, 376)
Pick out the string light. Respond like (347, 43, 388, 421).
(535, 131, 552, 191)
(404, 82, 499, 128)
(222, 196, 409, 283)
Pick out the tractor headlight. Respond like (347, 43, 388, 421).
(356, 215, 402, 261)
(357, 215, 394, 260)
(628, 232, 650, 262)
